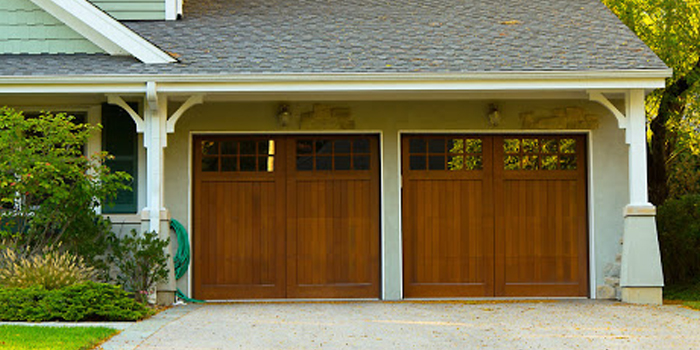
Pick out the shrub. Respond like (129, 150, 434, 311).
(107, 230, 170, 303)
(657, 194, 700, 284)
(0, 281, 152, 322)
(0, 246, 95, 289)
(0, 107, 130, 267)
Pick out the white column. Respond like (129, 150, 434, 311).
(620, 89, 664, 305)
(143, 85, 176, 305)
(626, 90, 652, 207)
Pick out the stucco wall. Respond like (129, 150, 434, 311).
(165, 99, 627, 299)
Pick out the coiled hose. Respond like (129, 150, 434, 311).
(171, 219, 205, 303)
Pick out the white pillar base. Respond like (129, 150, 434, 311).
(620, 206, 664, 305)
(141, 208, 177, 305)
(621, 287, 662, 305)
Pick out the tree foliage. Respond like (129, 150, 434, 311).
(603, 0, 700, 203)
(0, 107, 130, 262)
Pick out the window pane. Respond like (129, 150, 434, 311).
(560, 155, 577, 170)
(240, 141, 256, 155)
(504, 155, 520, 170)
(428, 139, 445, 154)
(541, 139, 558, 153)
(504, 139, 520, 154)
(221, 141, 237, 155)
(542, 155, 558, 170)
(523, 155, 540, 170)
(259, 156, 274, 172)
(221, 157, 237, 171)
(408, 139, 426, 154)
(409, 155, 426, 170)
(334, 140, 352, 154)
(464, 139, 482, 153)
(316, 156, 332, 170)
(447, 139, 464, 154)
(447, 155, 463, 170)
(428, 155, 445, 170)
(297, 156, 313, 171)
(202, 157, 218, 172)
(240, 156, 256, 171)
(522, 139, 539, 153)
(258, 141, 270, 155)
(465, 156, 483, 170)
(316, 140, 332, 154)
(297, 140, 313, 154)
(353, 155, 370, 170)
(560, 139, 576, 154)
(335, 156, 351, 170)
(353, 139, 370, 153)
(202, 141, 218, 155)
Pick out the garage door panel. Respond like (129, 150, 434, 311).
(287, 136, 380, 298)
(501, 180, 581, 286)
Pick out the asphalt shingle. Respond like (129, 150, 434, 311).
(0, 0, 668, 76)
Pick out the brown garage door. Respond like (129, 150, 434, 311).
(193, 135, 380, 300)
(402, 135, 588, 298)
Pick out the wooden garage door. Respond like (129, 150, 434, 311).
(193, 135, 379, 300)
(402, 135, 588, 298)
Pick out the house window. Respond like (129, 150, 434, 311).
(101, 103, 138, 214)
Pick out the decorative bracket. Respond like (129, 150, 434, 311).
(167, 95, 204, 133)
(588, 90, 629, 130)
(106, 95, 145, 133)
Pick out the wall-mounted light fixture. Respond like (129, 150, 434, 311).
(277, 104, 291, 127)
(487, 103, 501, 127)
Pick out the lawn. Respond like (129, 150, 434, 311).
(0, 325, 117, 350)
(664, 282, 700, 310)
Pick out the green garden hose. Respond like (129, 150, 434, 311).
(171, 219, 205, 303)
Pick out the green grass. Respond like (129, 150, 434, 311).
(0, 325, 117, 350)
(664, 282, 700, 310)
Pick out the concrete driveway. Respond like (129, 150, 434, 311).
(101, 300, 700, 349)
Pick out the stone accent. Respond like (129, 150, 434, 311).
(622, 287, 663, 305)
(300, 104, 355, 130)
(520, 107, 599, 129)
(599, 239, 623, 300)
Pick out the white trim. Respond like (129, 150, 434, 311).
(106, 95, 145, 132)
(167, 95, 204, 133)
(165, 0, 177, 20)
(586, 130, 596, 299)
(588, 91, 628, 129)
(28, 0, 175, 63)
(0, 71, 670, 94)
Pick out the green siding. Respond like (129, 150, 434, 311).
(0, 0, 103, 54)
(88, 0, 165, 20)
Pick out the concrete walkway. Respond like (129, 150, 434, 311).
(100, 300, 700, 349)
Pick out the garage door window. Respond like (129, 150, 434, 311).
(201, 139, 275, 172)
(296, 138, 371, 171)
(408, 137, 483, 171)
(503, 137, 577, 171)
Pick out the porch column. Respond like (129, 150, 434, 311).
(620, 89, 664, 304)
(142, 83, 177, 305)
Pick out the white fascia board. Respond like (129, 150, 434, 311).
(28, 0, 176, 64)
(0, 70, 670, 94)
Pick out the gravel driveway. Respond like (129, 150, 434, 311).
(102, 300, 700, 349)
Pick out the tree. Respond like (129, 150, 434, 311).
(603, 0, 700, 204)
(0, 107, 130, 262)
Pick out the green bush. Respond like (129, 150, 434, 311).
(0, 246, 95, 289)
(0, 281, 151, 322)
(657, 194, 700, 284)
(107, 230, 170, 303)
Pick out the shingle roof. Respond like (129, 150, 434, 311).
(0, 0, 668, 76)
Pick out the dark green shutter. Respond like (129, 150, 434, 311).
(102, 103, 138, 214)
